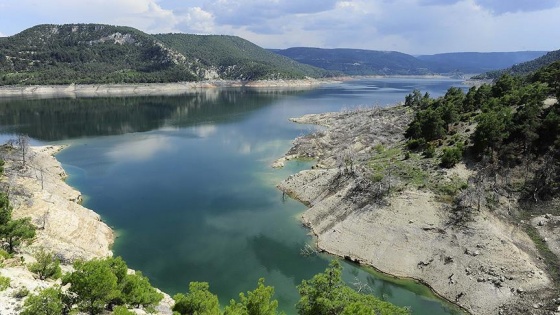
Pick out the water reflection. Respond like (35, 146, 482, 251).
(0, 88, 308, 141)
(107, 135, 173, 161)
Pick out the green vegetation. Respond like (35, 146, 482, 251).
(0, 191, 36, 254)
(21, 287, 65, 315)
(224, 278, 280, 315)
(61, 257, 163, 315)
(272, 47, 430, 75)
(0, 275, 10, 291)
(273, 48, 547, 75)
(155, 34, 331, 80)
(296, 261, 409, 315)
(474, 49, 560, 80)
(0, 24, 330, 85)
(172, 261, 409, 315)
(28, 248, 62, 280)
(403, 60, 560, 212)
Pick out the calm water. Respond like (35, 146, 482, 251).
(0, 78, 467, 314)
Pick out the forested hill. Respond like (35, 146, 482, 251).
(417, 51, 547, 74)
(0, 24, 330, 85)
(154, 34, 331, 80)
(473, 49, 560, 80)
(272, 47, 548, 76)
(271, 47, 431, 75)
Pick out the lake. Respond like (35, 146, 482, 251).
(0, 78, 467, 314)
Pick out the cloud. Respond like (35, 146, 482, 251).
(0, 0, 178, 34)
(476, 0, 560, 14)
(107, 136, 172, 161)
(0, 0, 558, 54)
(174, 7, 215, 34)
(419, 0, 560, 14)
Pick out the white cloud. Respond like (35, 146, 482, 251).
(0, 0, 558, 54)
(107, 136, 172, 161)
(175, 7, 216, 34)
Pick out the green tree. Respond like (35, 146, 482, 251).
(2, 217, 36, 253)
(297, 261, 409, 315)
(121, 271, 163, 309)
(28, 248, 62, 280)
(63, 259, 118, 315)
(472, 103, 512, 158)
(224, 278, 280, 315)
(172, 282, 221, 315)
(21, 287, 65, 315)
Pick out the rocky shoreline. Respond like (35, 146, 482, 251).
(0, 145, 173, 314)
(0, 78, 339, 99)
(275, 106, 554, 315)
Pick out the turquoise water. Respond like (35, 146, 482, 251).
(0, 78, 467, 314)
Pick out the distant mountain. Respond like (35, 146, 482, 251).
(272, 47, 548, 76)
(472, 49, 560, 80)
(0, 24, 330, 85)
(417, 51, 548, 73)
(270, 47, 431, 75)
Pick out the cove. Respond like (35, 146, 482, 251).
(0, 78, 467, 314)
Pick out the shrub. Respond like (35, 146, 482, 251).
(21, 287, 65, 315)
(12, 287, 29, 298)
(440, 146, 463, 168)
(113, 305, 135, 315)
(423, 143, 435, 158)
(0, 275, 10, 291)
(28, 248, 62, 280)
(406, 138, 425, 151)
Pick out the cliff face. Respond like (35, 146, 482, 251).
(277, 106, 553, 315)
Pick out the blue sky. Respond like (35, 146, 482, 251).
(0, 0, 558, 54)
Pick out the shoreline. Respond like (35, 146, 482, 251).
(0, 75, 466, 99)
(0, 144, 174, 314)
(276, 106, 552, 315)
(0, 78, 341, 99)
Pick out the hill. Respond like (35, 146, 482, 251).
(270, 47, 431, 75)
(417, 51, 547, 73)
(154, 34, 331, 80)
(473, 49, 560, 80)
(272, 47, 548, 76)
(0, 24, 329, 85)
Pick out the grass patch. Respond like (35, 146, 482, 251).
(368, 146, 430, 190)
(524, 224, 560, 289)
(433, 175, 468, 203)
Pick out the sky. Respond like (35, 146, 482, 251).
(0, 0, 558, 54)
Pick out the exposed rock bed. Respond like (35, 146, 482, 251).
(0, 79, 336, 99)
(277, 106, 555, 315)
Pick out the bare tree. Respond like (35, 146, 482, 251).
(16, 134, 30, 167)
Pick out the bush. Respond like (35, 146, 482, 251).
(423, 143, 435, 158)
(28, 249, 62, 280)
(113, 305, 135, 315)
(12, 287, 29, 298)
(406, 138, 425, 151)
(21, 287, 65, 315)
(440, 146, 463, 168)
(0, 275, 10, 291)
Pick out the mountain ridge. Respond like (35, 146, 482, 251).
(0, 24, 330, 85)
